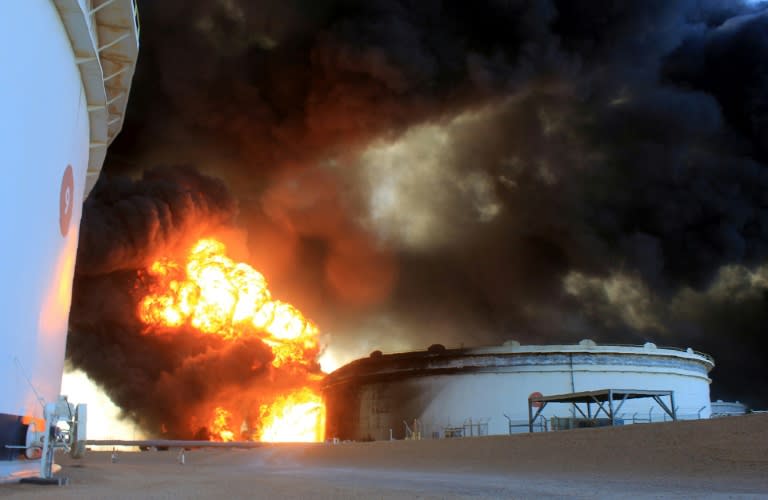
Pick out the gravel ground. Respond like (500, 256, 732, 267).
(1, 414, 766, 499)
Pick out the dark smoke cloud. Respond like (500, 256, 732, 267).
(664, 9, 768, 162)
(68, 168, 324, 437)
(70, 0, 768, 427)
(77, 166, 237, 275)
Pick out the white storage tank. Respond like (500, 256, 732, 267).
(0, 0, 138, 480)
(710, 400, 749, 417)
(323, 340, 715, 441)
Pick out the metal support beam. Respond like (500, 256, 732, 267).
(98, 33, 130, 52)
(89, 0, 120, 15)
(103, 66, 130, 82)
(670, 392, 677, 420)
(527, 389, 678, 431)
(613, 393, 630, 416)
(572, 403, 588, 419)
(591, 397, 609, 419)
(106, 92, 126, 105)
(608, 390, 614, 425)
(651, 395, 677, 421)
(528, 401, 533, 433)
(528, 400, 548, 432)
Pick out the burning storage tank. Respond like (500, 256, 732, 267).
(323, 340, 714, 441)
(0, 0, 138, 480)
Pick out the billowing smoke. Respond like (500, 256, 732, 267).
(77, 166, 237, 275)
(69, 0, 768, 426)
(69, 167, 327, 437)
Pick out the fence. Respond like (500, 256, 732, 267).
(398, 407, 714, 439)
(510, 406, 713, 434)
(402, 418, 491, 439)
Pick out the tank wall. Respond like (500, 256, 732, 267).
(0, 0, 89, 419)
(325, 354, 712, 440)
(710, 401, 748, 416)
(418, 369, 710, 435)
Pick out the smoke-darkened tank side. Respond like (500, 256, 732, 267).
(0, 0, 138, 480)
(323, 340, 714, 441)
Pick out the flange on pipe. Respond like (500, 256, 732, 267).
(22, 396, 88, 480)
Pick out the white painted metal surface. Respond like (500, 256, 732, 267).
(710, 400, 748, 417)
(324, 340, 714, 440)
(0, 0, 137, 480)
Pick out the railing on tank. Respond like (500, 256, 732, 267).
(591, 343, 715, 364)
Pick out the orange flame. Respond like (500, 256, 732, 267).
(138, 238, 319, 367)
(137, 238, 326, 442)
(259, 388, 326, 442)
(211, 406, 235, 442)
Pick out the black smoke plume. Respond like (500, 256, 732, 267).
(68, 167, 324, 437)
(77, 166, 237, 275)
(69, 0, 768, 425)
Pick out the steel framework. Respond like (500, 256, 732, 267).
(527, 389, 677, 432)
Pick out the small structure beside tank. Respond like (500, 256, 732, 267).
(710, 400, 749, 417)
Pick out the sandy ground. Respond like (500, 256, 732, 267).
(1, 414, 767, 499)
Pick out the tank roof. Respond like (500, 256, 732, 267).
(325, 339, 715, 386)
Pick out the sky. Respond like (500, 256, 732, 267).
(65, 0, 768, 435)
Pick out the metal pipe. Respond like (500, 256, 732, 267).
(670, 392, 677, 420)
(98, 33, 130, 53)
(528, 399, 533, 433)
(608, 389, 615, 426)
(503, 413, 513, 435)
(86, 439, 266, 449)
(89, 0, 119, 15)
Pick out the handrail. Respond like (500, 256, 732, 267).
(597, 344, 715, 364)
(480, 342, 715, 363)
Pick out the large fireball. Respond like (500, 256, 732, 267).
(137, 238, 325, 442)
